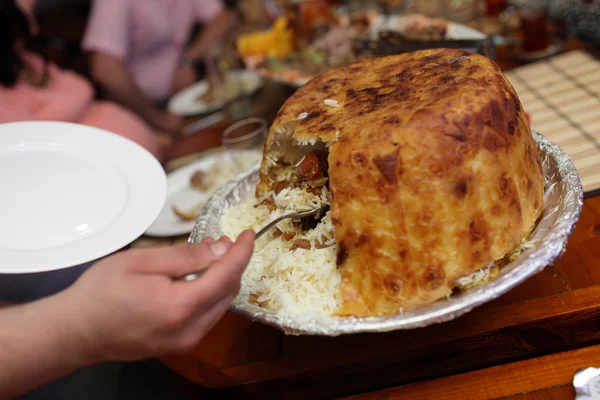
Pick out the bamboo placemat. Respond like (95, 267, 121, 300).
(504, 50, 600, 195)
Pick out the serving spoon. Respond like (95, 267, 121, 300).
(177, 204, 330, 282)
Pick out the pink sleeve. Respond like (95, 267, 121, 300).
(82, 0, 130, 60)
(194, 0, 224, 23)
(20, 52, 46, 74)
(0, 52, 94, 124)
(80, 102, 162, 160)
(34, 68, 95, 122)
(0, 86, 38, 123)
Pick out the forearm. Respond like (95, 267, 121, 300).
(184, 10, 237, 60)
(89, 53, 163, 128)
(0, 295, 91, 398)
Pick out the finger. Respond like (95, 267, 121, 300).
(172, 296, 234, 353)
(176, 230, 255, 307)
(200, 236, 234, 256)
(128, 242, 223, 277)
(170, 237, 234, 281)
(200, 237, 214, 245)
(207, 236, 233, 258)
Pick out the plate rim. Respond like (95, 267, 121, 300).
(168, 70, 263, 116)
(0, 121, 167, 273)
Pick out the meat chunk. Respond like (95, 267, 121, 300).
(249, 293, 268, 307)
(190, 170, 212, 191)
(256, 198, 276, 212)
(271, 181, 288, 194)
(297, 153, 322, 181)
(315, 235, 333, 249)
(307, 177, 329, 188)
(282, 231, 297, 241)
(290, 239, 311, 250)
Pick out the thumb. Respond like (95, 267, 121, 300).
(128, 237, 233, 278)
(177, 230, 255, 305)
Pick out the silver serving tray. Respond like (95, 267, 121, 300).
(190, 131, 583, 336)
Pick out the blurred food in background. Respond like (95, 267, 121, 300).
(237, 0, 270, 28)
(377, 0, 407, 13)
(237, 16, 295, 59)
(236, 0, 468, 86)
(394, 14, 449, 40)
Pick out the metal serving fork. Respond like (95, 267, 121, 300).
(177, 204, 330, 282)
(255, 204, 330, 240)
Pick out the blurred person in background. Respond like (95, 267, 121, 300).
(0, 0, 168, 304)
(0, 0, 165, 161)
(83, 0, 236, 135)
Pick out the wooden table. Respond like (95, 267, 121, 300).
(159, 193, 600, 398)
(344, 345, 599, 399)
(144, 35, 600, 400)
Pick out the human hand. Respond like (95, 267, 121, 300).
(59, 231, 255, 363)
(172, 64, 198, 95)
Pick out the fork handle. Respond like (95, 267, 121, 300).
(178, 212, 301, 282)
(255, 215, 288, 240)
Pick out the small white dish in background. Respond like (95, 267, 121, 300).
(0, 121, 166, 273)
(372, 15, 487, 40)
(145, 150, 261, 238)
(168, 70, 263, 116)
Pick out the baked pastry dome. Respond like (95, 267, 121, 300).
(256, 49, 544, 317)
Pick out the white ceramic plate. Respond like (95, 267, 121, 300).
(0, 121, 166, 273)
(145, 150, 261, 237)
(168, 70, 263, 116)
(446, 21, 487, 40)
(374, 15, 487, 40)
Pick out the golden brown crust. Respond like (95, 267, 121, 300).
(258, 49, 544, 317)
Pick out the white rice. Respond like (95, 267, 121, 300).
(269, 184, 330, 212)
(295, 137, 319, 146)
(222, 185, 341, 317)
(456, 262, 495, 290)
(324, 99, 340, 107)
(295, 112, 309, 120)
(222, 182, 501, 318)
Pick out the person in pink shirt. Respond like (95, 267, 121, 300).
(0, 0, 164, 161)
(83, 0, 236, 134)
